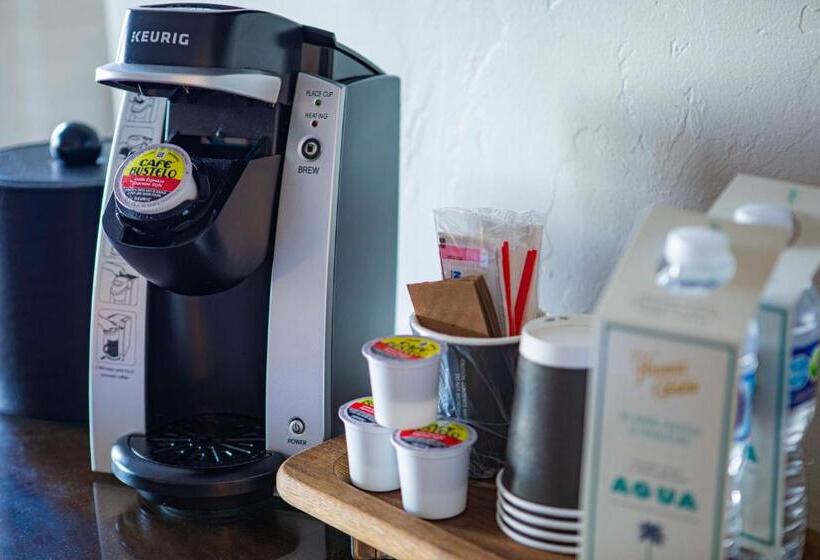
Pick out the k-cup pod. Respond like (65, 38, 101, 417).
(503, 315, 593, 510)
(391, 419, 477, 520)
(361, 336, 443, 429)
(338, 397, 400, 492)
(113, 143, 198, 218)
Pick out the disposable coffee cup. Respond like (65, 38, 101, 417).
(496, 511, 580, 555)
(503, 315, 593, 510)
(497, 493, 581, 531)
(496, 506, 580, 543)
(338, 397, 400, 492)
(391, 419, 477, 520)
(497, 470, 583, 519)
(410, 314, 519, 479)
(362, 336, 443, 429)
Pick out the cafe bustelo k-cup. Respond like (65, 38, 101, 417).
(339, 396, 400, 492)
(391, 419, 477, 519)
(362, 336, 443, 429)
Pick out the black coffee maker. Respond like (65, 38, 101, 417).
(89, 4, 399, 510)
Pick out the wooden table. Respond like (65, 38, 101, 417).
(277, 436, 820, 560)
(0, 415, 350, 560)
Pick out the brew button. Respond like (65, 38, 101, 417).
(289, 418, 305, 435)
(301, 138, 321, 160)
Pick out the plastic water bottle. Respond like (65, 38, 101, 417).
(780, 287, 819, 560)
(656, 225, 756, 559)
(734, 204, 818, 560)
(731, 321, 758, 559)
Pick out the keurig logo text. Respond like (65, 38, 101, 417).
(130, 30, 190, 46)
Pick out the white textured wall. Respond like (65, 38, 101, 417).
(106, 0, 820, 320)
(0, 0, 112, 147)
(104, 0, 820, 528)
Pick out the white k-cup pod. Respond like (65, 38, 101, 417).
(361, 336, 443, 429)
(338, 396, 400, 492)
(391, 419, 477, 520)
(113, 143, 198, 216)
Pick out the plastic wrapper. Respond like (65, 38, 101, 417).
(434, 208, 544, 336)
(426, 208, 545, 478)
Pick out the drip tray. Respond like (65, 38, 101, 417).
(112, 414, 283, 510)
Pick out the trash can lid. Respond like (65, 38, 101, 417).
(0, 141, 110, 189)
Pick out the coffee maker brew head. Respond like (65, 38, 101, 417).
(96, 3, 302, 104)
(96, 4, 306, 295)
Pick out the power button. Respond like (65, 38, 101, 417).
(288, 418, 306, 435)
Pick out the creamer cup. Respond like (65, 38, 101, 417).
(361, 336, 443, 429)
(391, 419, 477, 519)
(338, 396, 400, 492)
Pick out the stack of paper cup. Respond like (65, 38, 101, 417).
(495, 315, 593, 554)
(496, 470, 582, 555)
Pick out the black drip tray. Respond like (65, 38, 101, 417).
(131, 414, 268, 468)
(111, 413, 283, 511)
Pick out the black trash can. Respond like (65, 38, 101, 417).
(0, 135, 108, 421)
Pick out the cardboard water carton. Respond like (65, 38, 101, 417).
(710, 174, 820, 557)
(580, 206, 788, 560)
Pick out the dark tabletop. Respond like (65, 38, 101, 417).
(0, 414, 351, 560)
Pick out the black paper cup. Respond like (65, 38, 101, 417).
(502, 315, 593, 509)
(410, 314, 519, 479)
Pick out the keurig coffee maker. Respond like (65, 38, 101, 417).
(89, 4, 399, 510)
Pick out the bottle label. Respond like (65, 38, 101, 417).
(399, 421, 469, 449)
(369, 336, 441, 361)
(789, 338, 819, 409)
(346, 397, 376, 424)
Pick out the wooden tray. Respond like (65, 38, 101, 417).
(277, 436, 820, 560)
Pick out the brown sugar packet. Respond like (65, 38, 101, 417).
(408, 275, 502, 338)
